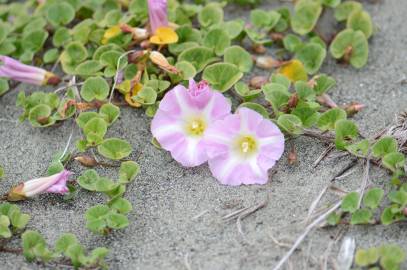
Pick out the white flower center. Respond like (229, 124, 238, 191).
(185, 117, 206, 137)
(234, 135, 258, 157)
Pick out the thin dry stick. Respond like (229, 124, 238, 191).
(192, 210, 209, 220)
(109, 50, 137, 103)
(268, 232, 292, 248)
(306, 159, 358, 222)
(313, 145, 334, 168)
(357, 158, 370, 208)
(271, 200, 342, 270)
(183, 253, 192, 270)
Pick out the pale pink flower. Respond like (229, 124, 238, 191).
(7, 170, 72, 201)
(151, 80, 231, 167)
(147, 0, 168, 34)
(204, 108, 285, 186)
(0, 55, 60, 86)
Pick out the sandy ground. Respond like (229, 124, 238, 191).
(0, 0, 407, 269)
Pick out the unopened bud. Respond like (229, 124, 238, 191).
(43, 72, 61, 86)
(252, 44, 266, 54)
(140, 40, 150, 49)
(288, 93, 299, 108)
(256, 56, 279, 70)
(74, 155, 98, 167)
(270, 32, 284, 42)
(343, 102, 365, 116)
(149, 51, 178, 74)
(249, 76, 268, 89)
(316, 93, 338, 108)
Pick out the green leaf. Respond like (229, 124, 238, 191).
(81, 76, 110, 102)
(234, 82, 262, 101)
(363, 188, 384, 210)
(76, 112, 100, 129)
(178, 46, 218, 73)
(380, 244, 406, 269)
(109, 197, 132, 214)
(277, 114, 303, 135)
(238, 103, 269, 119)
(388, 190, 407, 206)
(198, 4, 223, 28)
(350, 208, 372, 224)
(0, 78, 9, 96)
(222, 19, 245, 39)
(355, 247, 380, 266)
(345, 139, 369, 157)
(330, 29, 369, 68)
(28, 104, 55, 127)
(106, 212, 129, 229)
(283, 34, 303, 53)
(347, 10, 373, 39)
(84, 117, 107, 143)
(22, 230, 47, 262)
(52, 27, 72, 47)
(250, 9, 281, 30)
(144, 80, 171, 94)
(326, 212, 341, 225)
(203, 28, 231, 56)
(317, 108, 347, 131)
(43, 48, 59, 64)
(291, 105, 319, 128)
(100, 50, 127, 70)
(0, 166, 3, 178)
(22, 30, 48, 53)
(224, 46, 253, 73)
(202, 63, 243, 92)
(119, 161, 140, 184)
(75, 60, 104, 76)
(380, 206, 402, 225)
(175, 61, 197, 80)
(321, 0, 341, 8)
(313, 74, 336, 95)
(65, 244, 86, 268)
(99, 104, 120, 125)
(295, 43, 326, 74)
(372, 137, 398, 158)
(65, 41, 88, 63)
(46, 2, 75, 26)
(334, 1, 362, 22)
(270, 74, 291, 88)
(55, 233, 79, 254)
(335, 119, 358, 150)
(262, 83, 290, 112)
(295, 81, 315, 101)
(291, 0, 322, 35)
(341, 192, 359, 213)
(95, 177, 117, 193)
(382, 152, 405, 173)
(97, 138, 133, 160)
(78, 170, 99, 191)
(133, 86, 157, 105)
(0, 215, 10, 238)
(47, 161, 64, 176)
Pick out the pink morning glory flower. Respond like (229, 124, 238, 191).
(7, 169, 72, 201)
(0, 55, 60, 86)
(204, 108, 285, 186)
(151, 80, 231, 167)
(147, 0, 168, 34)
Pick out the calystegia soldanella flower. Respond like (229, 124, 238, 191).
(151, 80, 231, 167)
(147, 0, 178, 45)
(0, 55, 60, 86)
(7, 170, 72, 201)
(204, 108, 285, 186)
